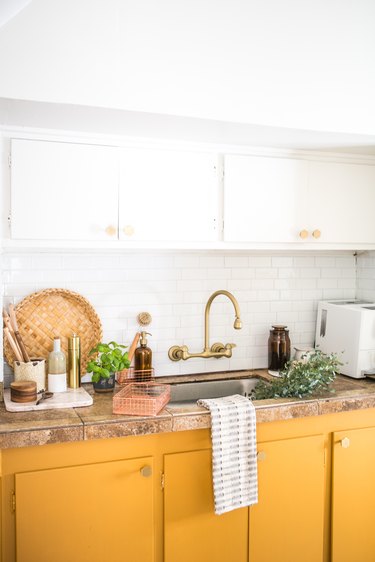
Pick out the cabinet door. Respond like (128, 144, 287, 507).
(307, 161, 375, 244)
(164, 449, 248, 562)
(331, 427, 375, 562)
(224, 155, 308, 243)
(11, 139, 119, 240)
(15, 456, 154, 562)
(119, 148, 219, 242)
(250, 434, 325, 562)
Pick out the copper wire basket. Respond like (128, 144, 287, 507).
(113, 382, 170, 416)
(116, 367, 155, 385)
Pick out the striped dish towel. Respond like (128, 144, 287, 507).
(198, 394, 258, 515)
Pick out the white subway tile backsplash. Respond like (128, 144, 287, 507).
(271, 257, 294, 267)
(1, 250, 360, 383)
(225, 256, 249, 268)
(255, 268, 279, 279)
(249, 257, 272, 267)
(314, 257, 337, 267)
(293, 257, 315, 267)
(231, 268, 256, 279)
(299, 268, 321, 279)
(337, 278, 356, 289)
(251, 279, 274, 290)
(335, 256, 356, 268)
(317, 278, 337, 289)
(256, 290, 280, 301)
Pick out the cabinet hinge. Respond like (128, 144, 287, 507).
(11, 491, 16, 513)
(8, 212, 11, 227)
(8, 154, 11, 167)
(161, 472, 165, 490)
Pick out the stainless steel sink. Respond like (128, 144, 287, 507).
(169, 377, 261, 404)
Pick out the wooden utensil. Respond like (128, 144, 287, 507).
(8, 303, 30, 362)
(128, 332, 140, 364)
(3, 327, 23, 362)
(3, 309, 23, 358)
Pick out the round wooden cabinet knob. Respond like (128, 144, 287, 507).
(123, 225, 135, 237)
(299, 229, 309, 239)
(312, 229, 321, 239)
(140, 465, 152, 478)
(105, 225, 117, 237)
(341, 437, 350, 449)
(257, 451, 267, 462)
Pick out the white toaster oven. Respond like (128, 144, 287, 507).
(315, 300, 375, 378)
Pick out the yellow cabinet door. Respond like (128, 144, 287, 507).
(331, 427, 375, 562)
(249, 434, 325, 562)
(15, 456, 154, 562)
(164, 449, 248, 562)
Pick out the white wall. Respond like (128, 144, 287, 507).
(2, 250, 356, 383)
(0, 0, 374, 135)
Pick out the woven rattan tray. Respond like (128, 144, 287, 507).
(4, 289, 102, 374)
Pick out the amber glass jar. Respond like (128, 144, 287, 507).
(268, 325, 291, 372)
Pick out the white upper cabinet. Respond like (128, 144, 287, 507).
(307, 161, 375, 244)
(8, 137, 375, 249)
(118, 148, 218, 242)
(224, 154, 375, 247)
(224, 155, 308, 243)
(10, 139, 119, 241)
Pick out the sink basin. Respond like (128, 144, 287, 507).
(169, 377, 261, 404)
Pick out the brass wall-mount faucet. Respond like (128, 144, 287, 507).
(168, 290, 242, 361)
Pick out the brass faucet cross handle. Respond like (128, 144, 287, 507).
(168, 290, 242, 361)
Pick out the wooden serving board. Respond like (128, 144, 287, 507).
(3, 387, 93, 412)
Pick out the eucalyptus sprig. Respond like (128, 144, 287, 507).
(253, 350, 342, 400)
(87, 341, 130, 383)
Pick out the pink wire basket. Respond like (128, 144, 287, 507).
(116, 367, 155, 385)
(113, 382, 170, 416)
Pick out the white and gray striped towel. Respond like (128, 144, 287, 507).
(198, 394, 258, 515)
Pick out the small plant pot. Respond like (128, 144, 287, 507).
(92, 373, 116, 393)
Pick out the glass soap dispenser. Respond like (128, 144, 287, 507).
(134, 331, 152, 380)
(268, 325, 291, 374)
(48, 336, 67, 392)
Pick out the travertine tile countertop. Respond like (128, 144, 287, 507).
(1, 370, 375, 449)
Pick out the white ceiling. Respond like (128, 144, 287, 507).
(0, 0, 374, 146)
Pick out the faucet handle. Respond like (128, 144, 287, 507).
(225, 343, 237, 350)
(210, 342, 226, 353)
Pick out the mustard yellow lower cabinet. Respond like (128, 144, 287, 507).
(331, 426, 375, 562)
(249, 434, 326, 562)
(2, 408, 375, 562)
(15, 456, 155, 562)
(164, 449, 248, 562)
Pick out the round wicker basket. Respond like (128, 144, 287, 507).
(4, 288, 103, 375)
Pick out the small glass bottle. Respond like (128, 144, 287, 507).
(48, 337, 67, 392)
(268, 325, 291, 373)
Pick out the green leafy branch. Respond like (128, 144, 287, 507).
(253, 350, 342, 400)
(87, 341, 130, 383)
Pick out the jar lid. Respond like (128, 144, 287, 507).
(272, 325, 288, 330)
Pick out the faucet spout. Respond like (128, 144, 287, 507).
(204, 290, 242, 351)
